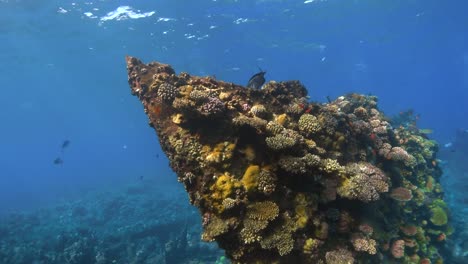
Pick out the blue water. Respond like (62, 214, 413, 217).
(1, 0, 467, 262)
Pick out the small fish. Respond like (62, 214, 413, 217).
(247, 68, 266, 89)
(53, 157, 63, 165)
(139, 175, 144, 181)
(326, 96, 332, 103)
(61, 140, 70, 154)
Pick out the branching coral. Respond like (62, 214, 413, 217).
(245, 201, 279, 221)
(200, 96, 226, 117)
(298, 113, 322, 135)
(250, 104, 268, 118)
(351, 233, 377, 255)
(337, 162, 389, 202)
(240, 201, 279, 244)
(257, 168, 276, 195)
(265, 132, 298, 151)
(259, 213, 296, 256)
(202, 215, 230, 242)
(325, 248, 355, 264)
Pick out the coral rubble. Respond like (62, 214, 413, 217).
(126, 56, 450, 263)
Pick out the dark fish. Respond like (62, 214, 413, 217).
(326, 96, 332, 103)
(61, 140, 70, 149)
(53, 157, 63, 165)
(139, 175, 144, 181)
(247, 69, 266, 89)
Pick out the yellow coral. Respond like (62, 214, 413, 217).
(275, 113, 288, 126)
(296, 213, 308, 229)
(219, 91, 231, 100)
(242, 145, 256, 161)
(303, 238, 320, 254)
(242, 165, 260, 192)
(209, 173, 241, 212)
(171, 113, 184, 124)
(321, 158, 344, 174)
(294, 193, 314, 229)
(178, 84, 193, 97)
(205, 142, 236, 164)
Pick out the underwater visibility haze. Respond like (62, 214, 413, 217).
(0, 0, 467, 263)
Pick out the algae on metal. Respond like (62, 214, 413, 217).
(126, 56, 449, 263)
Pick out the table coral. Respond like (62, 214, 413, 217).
(126, 56, 450, 263)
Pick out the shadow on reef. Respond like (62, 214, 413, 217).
(126, 56, 451, 264)
(0, 180, 224, 264)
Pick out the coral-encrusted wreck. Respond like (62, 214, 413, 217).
(126, 56, 450, 264)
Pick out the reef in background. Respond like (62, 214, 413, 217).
(0, 181, 223, 264)
(126, 56, 450, 264)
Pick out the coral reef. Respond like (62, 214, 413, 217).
(126, 56, 450, 263)
(0, 181, 224, 264)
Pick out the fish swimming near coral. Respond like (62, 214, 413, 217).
(247, 68, 266, 89)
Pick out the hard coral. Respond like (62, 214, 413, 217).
(265, 132, 298, 151)
(126, 57, 449, 264)
(200, 96, 226, 117)
(298, 113, 322, 135)
(250, 104, 268, 118)
(430, 206, 448, 226)
(240, 201, 279, 244)
(241, 165, 260, 192)
(209, 173, 241, 212)
(259, 213, 295, 256)
(390, 187, 413, 202)
(202, 215, 230, 242)
(391, 239, 405, 259)
(157, 82, 179, 102)
(246, 201, 279, 222)
(257, 168, 276, 195)
(325, 248, 355, 264)
(303, 238, 322, 255)
(338, 162, 389, 202)
(400, 225, 418, 236)
(351, 234, 377, 255)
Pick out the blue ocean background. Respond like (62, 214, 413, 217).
(0, 0, 467, 263)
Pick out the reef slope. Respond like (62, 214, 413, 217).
(126, 56, 449, 264)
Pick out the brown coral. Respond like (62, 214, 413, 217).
(390, 187, 413, 202)
(202, 215, 230, 242)
(391, 239, 405, 259)
(400, 225, 417, 236)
